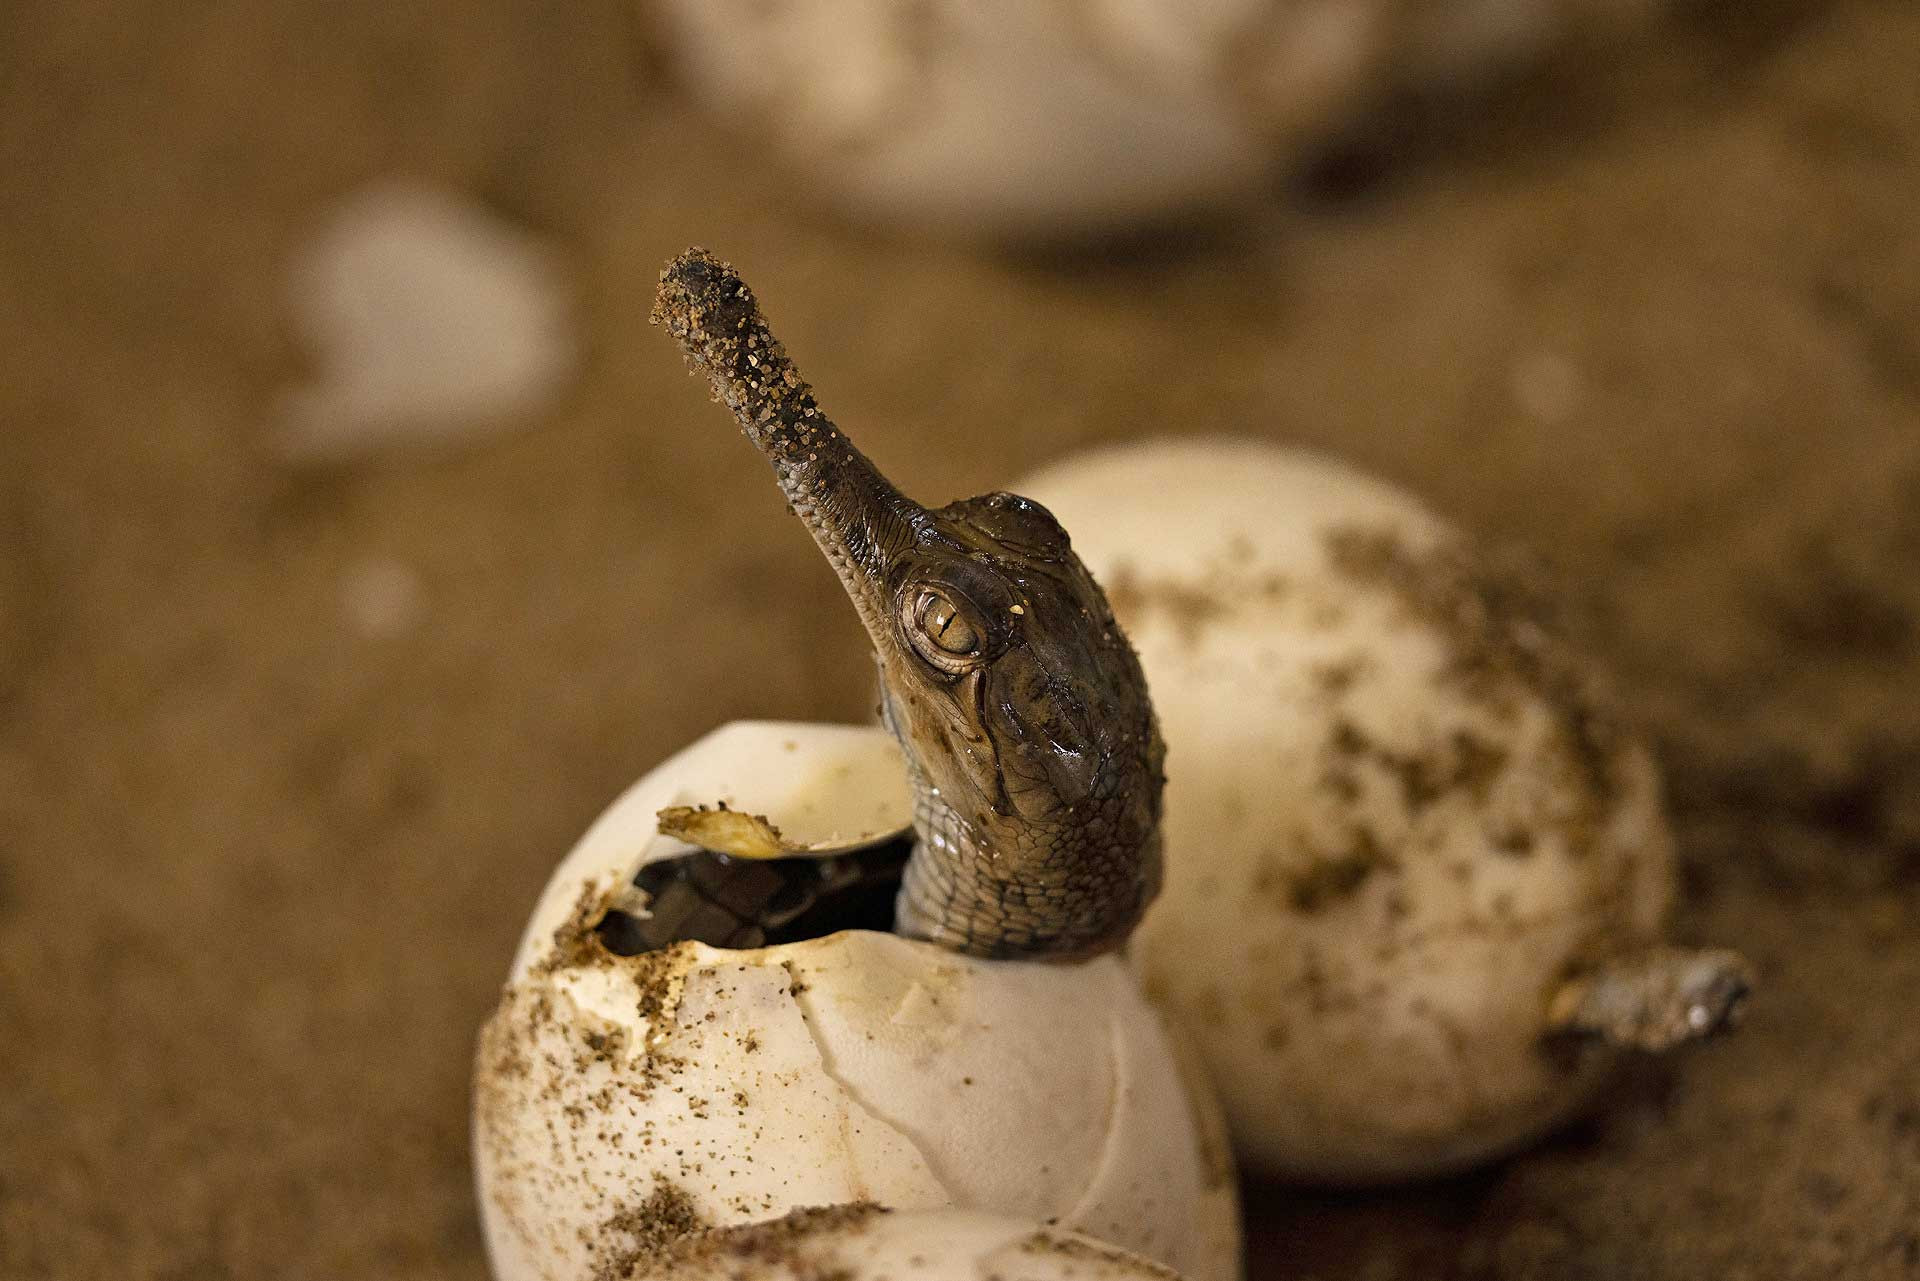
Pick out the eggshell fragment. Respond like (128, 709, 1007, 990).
(637, 1204, 1186, 1281)
(474, 721, 1239, 1281)
(274, 179, 578, 459)
(647, 725, 913, 859)
(1021, 439, 1679, 1182)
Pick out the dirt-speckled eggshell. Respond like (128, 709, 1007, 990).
(643, 1204, 1186, 1281)
(474, 721, 1240, 1281)
(1019, 440, 1675, 1183)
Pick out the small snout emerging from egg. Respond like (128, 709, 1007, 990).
(473, 722, 1240, 1281)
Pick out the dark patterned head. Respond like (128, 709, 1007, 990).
(654, 248, 1162, 957)
(875, 491, 1161, 844)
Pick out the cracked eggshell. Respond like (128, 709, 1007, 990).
(474, 721, 1239, 1281)
(1020, 440, 1675, 1183)
(642, 1204, 1186, 1281)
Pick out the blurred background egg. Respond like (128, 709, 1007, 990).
(645, 0, 1659, 238)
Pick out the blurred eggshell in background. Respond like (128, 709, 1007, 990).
(275, 179, 578, 459)
(648, 0, 1659, 239)
(649, 0, 1276, 239)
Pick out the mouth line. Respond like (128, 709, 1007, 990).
(969, 668, 1014, 819)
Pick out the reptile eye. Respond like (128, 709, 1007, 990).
(905, 587, 985, 671)
(919, 590, 977, 653)
(913, 591, 975, 652)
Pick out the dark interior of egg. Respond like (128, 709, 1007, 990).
(594, 840, 912, 955)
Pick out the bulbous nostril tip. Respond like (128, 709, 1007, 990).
(651, 247, 750, 349)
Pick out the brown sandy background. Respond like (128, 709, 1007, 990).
(2, 1, 1917, 1276)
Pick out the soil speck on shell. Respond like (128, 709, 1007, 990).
(1326, 716, 1512, 815)
(1105, 563, 1231, 647)
(538, 882, 692, 1029)
(540, 881, 623, 975)
(1259, 830, 1399, 915)
(510, 894, 699, 1102)
(1324, 525, 1628, 850)
(1013, 1229, 1183, 1279)
(590, 1174, 710, 1281)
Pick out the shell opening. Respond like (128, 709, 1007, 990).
(591, 839, 913, 956)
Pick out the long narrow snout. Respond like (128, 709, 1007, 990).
(652, 248, 922, 643)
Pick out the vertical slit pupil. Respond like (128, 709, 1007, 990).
(920, 590, 975, 654)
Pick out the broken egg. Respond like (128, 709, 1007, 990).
(1020, 439, 1747, 1182)
(630, 1204, 1189, 1281)
(474, 721, 1240, 1281)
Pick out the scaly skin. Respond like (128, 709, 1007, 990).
(652, 248, 1163, 960)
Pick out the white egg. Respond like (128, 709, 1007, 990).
(474, 721, 1240, 1281)
(1020, 439, 1744, 1182)
(631, 1204, 1188, 1281)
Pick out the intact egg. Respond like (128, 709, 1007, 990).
(474, 721, 1240, 1281)
(1020, 438, 1748, 1182)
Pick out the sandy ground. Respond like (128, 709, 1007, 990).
(1, 0, 1917, 1277)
